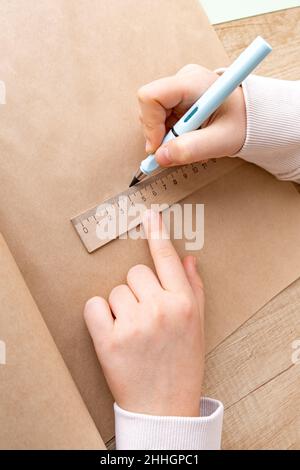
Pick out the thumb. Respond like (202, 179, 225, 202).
(182, 256, 204, 311)
(155, 123, 227, 166)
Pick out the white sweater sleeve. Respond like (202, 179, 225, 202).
(237, 75, 300, 183)
(114, 398, 223, 450)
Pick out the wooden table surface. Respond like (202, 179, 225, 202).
(203, 7, 300, 450)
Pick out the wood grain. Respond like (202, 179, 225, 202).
(204, 8, 300, 450)
(203, 277, 300, 449)
(214, 7, 300, 80)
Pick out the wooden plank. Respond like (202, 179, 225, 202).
(214, 8, 300, 80)
(223, 365, 300, 449)
(203, 274, 300, 449)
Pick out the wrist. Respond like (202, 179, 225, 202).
(229, 86, 247, 155)
(116, 396, 202, 418)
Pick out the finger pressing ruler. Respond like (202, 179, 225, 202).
(71, 158, 241, 253)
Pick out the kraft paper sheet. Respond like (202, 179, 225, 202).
(0, 234, 105, 449)
(1, 0, 300, 443)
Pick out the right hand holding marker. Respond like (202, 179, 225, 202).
(138, 64, 247, 166)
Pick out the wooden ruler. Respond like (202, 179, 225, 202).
(71, 158, 240, 253)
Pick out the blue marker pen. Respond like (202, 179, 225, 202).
(129, 36, 272, 187)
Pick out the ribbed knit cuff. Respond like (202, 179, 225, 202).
(114, 398, 224, 450)
(237, 75, 300, 182)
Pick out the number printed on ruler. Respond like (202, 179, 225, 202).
(71, 158, 237, 253)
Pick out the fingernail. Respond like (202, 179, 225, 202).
(85, 296, 103, 307)
(155, 146, 172, 166)
(84, 296, 103, 313)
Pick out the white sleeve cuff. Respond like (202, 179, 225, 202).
(238, 75, 300, 182)
(114, 398, 224, 450)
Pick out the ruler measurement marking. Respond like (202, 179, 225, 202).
(71, 159, 241, 252)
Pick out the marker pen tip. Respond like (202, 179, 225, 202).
(129, 176, 139, 187)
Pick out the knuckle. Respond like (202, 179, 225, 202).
(152, 306, 167, 329)
(107, 333, 122, 352)
(105, 336, 120, 354)
(151, 300, 164, 317)
(177, 294, 194, 318)
(151, 296, 169, 322)
(154, 246, 173, 260)
(170, 140, 189, 163)
(156, 248, 173, 260)
(194, 277, 205, 293)
(129, 326, 143, 340)
(177, 63, 200, 74)
(143, 121, 156, 131)
(117, 326, 142, 346)
(179, 140, 191, 161)
(137, 85, 152, 104)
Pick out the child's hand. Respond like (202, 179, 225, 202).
(138, 64, 246, 166)
(84, 210, 205, 417)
